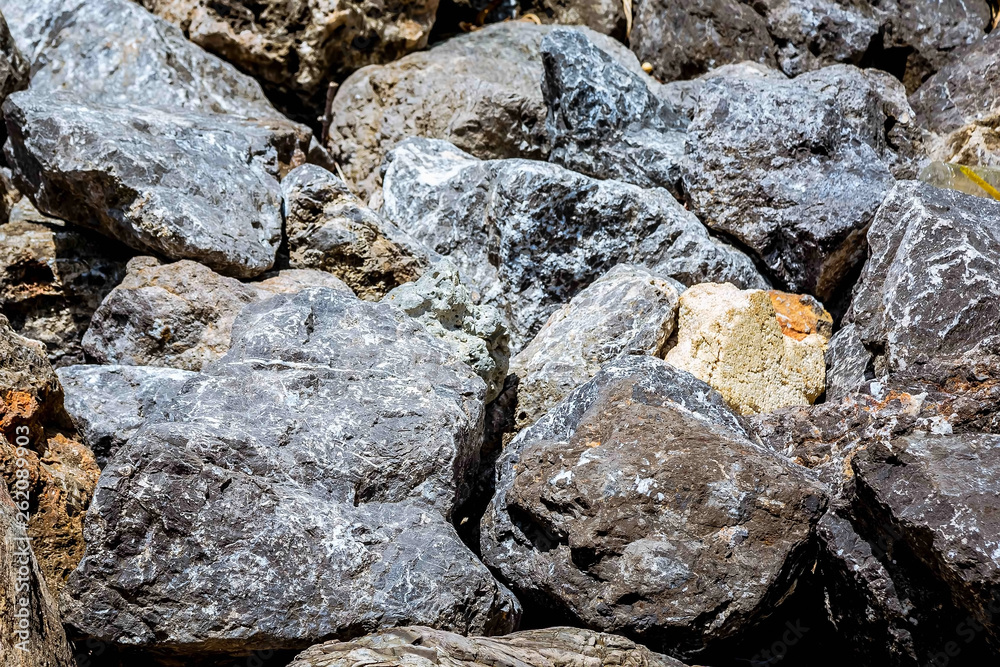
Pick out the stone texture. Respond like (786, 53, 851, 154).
(481, 355, 826, 660)
(289, 626, 689, 667)
(0, 9, 27, 117)
(510, 264, 679, 431)
(62, 287, 518, 657)
(381, 138, 766, 349)
(282, 164, 427, 300)
(664, 283, 826, 415)
(384, 261, 509, 403)
(4, 90, 310, 278)
(138, 0, 439, 98)
(825, 322, 872, 401)
(768, 290, 833, 342)
(524, 0, 626, 38)
(83, 257, 352, 371)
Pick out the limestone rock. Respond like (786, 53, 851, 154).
(664, 283, 826, 415)
(510, 264, 679, 431)
(282, 164, 427, 300)
(481, 355, 826, 660)
(825, 323, 872, 401)
(255, 268, 355, 295)
(384, 261, 509, 403)
(83, 257, 352, 371)
(4, 90, 309, 278)
(289, 626, 689, 667)
(62, 288, 518, 657)
(381, 138, 766, 349)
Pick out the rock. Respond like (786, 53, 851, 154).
(510, 264, 679, 431)
(289, 626, 690, 667)
(0, 9, 26, 123)
(768, 290, 833, 342)
(524, 0, 626, 38)
(682, 65, 897, 298)
(137, 0, 438, 99)
(0, 201, 132, 367)
(255, 268, 355, 295)
(2, 0, 284, 119)
(381, 138, 767, 349)
(0, 484, 76, 667)
(481, 355, 826, 660)
(83, 257, 352, 371)
(282, 164, 427, 300)
(851, 181, 1000, 376)
(384, 261, 509, 403)
(664, 283, 826, 415)
(4, 91, 310, 278)
(825, 323, 872, 401)
(62, 287, 518, 657)
(56, 364, 197, 467)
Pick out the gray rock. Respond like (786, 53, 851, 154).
(851, 181, 1000, 376)
(56, 364, 197, 467)
(62, 287, 518, 657)
(381, 138, 766, 349)
(0, 8, 26, 114)
(282, 164, 428, 300)
(825, 323, 872, 401)
(510, 264, 679, 431)
(481, 355, 826, 660)
(289, 626, 689, 667)
(384, 261, 509, 403)
(4, 90, 309, 278)
(523, 0, 626, 38)
(683, 65, 896, 299)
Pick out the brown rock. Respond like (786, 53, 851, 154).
(768, 290, 833, 342)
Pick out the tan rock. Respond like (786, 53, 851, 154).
(664, 283, 826, 415)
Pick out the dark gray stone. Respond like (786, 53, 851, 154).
(825, 323, 872, 401)
(0, 8, 26, 111)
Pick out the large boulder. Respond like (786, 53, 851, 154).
(381, 138, 766, 349)
(62, 287, 518, 657)
(481, 355, 826, 660)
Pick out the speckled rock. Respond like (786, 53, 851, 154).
(62, 287, 518, 657)
(4, 90, 309, 278)
(510, 264, 679, 431)
(481, 354, 826, 660)
(381, 138, 766, 349)
(384, 261, 509, 403)
(825, 323, 872, 401)
(56, 364, 197, 466)
(664, 283, 826, 415)
(83, 257, 352, 371)
(289, 626, 689, 667)
(282, 164, 427, 300)
(0, 9, 26, 128)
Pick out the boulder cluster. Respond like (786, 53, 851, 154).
(1, 1, 999, 667)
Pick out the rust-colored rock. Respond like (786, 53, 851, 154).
(768, 290, 833, 342)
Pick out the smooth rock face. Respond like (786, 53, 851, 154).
(665, 283, 826, 415)
(851, 181, 1000, 376)
(282, 164, 427, 300)
(384, 261, 509, 403)
(382, 138, 766, 349)
(510, 264, 679, 431)
(138, 0, 439, 98)
(4, 91, 308, 278)
(289, 626, 689, 667)
(683, 66, 897, 298)
(63, 288, 518, 656)
(83, 257, 352, 371)
(482, 355, 826, 659)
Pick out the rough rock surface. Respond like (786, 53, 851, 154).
(384, 261, 509, 403)
(289, 626, 689, 667)
(481, 355, 826, 660)
(510, 264, 679, 431)
(768, 290, 833, 342)
(83, 257, 352, 371)
(62, 288, 518, 656)
(0, 484, 76, 667)
(0, 9, 26, 113)
(381, 138, 766, 349)
(56, 364, 197, 467)
(4, 90, 309, 278)
(664, 283, 827, 415)
(825, 322, 872, 401)
(282, 164, 427, 300)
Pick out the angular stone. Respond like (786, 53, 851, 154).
(510, 264, 679, 431)
(768, 290, 833, 342)
(664, 283, 826, 415)
(83, 257, 352, 371)
(481, 355, 826, 660)
(384, 261, 509, 403)
(282, 164, 427, 300)
(4, 91, 309, 278)
(381, 138, 766, 349)
(289, 626, 689, 667)
(824, 323, 872, 401)
(63, 287, 518, 657)
(0, 9, 26, 113)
